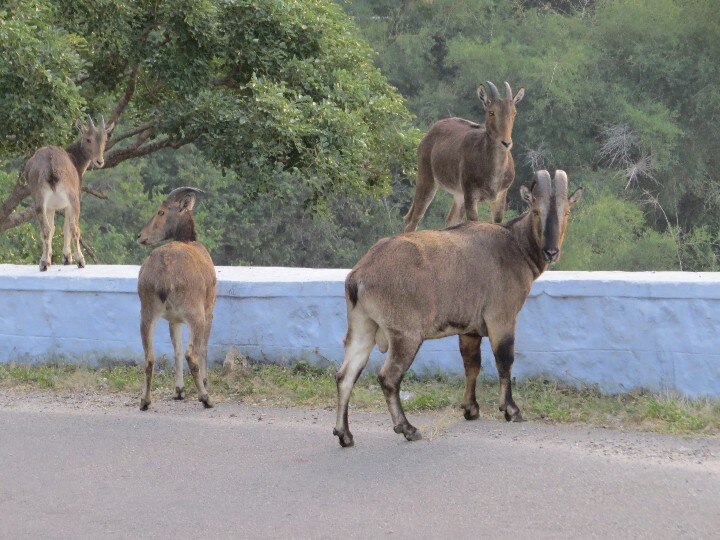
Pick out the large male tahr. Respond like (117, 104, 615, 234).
(335, 170, 583, 447)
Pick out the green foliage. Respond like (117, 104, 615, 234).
(3, 0, 720, 270)
(0, 1, 85, 155)
(339, 0, 720, 269)
(1, 0, 418, 208)
(0, 170, 41, 263)
(56, 0, 418, 202)
(557, 190, 679, 271)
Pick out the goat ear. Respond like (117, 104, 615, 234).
(75, 118, 85, 132)
(105, 121, 115, 135)
(520, 185, 534, 205)
(179, 193, 197, 212)
(513, 87, 525, 104)
(476, 85, 490, 110)
(568, 187, 584, 206)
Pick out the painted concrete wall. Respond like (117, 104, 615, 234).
(1, 264, 719, 397)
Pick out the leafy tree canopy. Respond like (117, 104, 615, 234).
(0, 0, 419, 232)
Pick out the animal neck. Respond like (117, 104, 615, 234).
(482, 131, 510, 162)
(504, 212, 547, 279)
(169, 214, 197, 242)
(65, 141, 92, 178)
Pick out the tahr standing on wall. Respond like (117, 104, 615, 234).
(404, 81, 524, 231)
(23, 115, 114, 271)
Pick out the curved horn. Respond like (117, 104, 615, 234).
(486, 81, 500, 100)
(533, 170, 552, 198)
(86, 114, 95, 129)
(554, 170, 568, 198)
(504, 81, 513, 100)
(165, 186, 205, 202)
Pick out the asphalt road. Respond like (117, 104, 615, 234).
(1, 390, 718, 539)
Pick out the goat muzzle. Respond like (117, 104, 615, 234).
(543, 249, 559, 263)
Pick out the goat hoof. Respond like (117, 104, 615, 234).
(333, 428, 354, 448)
(462, 402, 480, 420)
(139, 398, 150, 411)
(76, 259, 86, 269)
(199, 394, 213, 408)
(395, 423, 422, 441)
(403, 428, 422, 442)
(173, 387, 185, 400)
(503, 408, 523, 423)
(39, 261, 49, 272)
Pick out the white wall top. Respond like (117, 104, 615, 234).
(3, 264, 720, 298)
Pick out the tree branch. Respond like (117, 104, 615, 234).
(103, 136, 195, 169)
(80, 235, 98, 263)
(0, 173, 30, 224)
(106, 120, 158, 150)
(0, 206, 34, 233)
(81, 186, 108, 199)
(108, 65, 140, 126)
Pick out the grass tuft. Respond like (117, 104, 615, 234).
(1, 361, 719, 436)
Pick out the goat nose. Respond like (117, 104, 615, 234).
(501, 140, 512, 149)
(543, 249, 559, 262)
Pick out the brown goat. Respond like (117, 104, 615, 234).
(136, 187, 217, 410)
(403, 81, 524, 232)
(334, 170, 583, 447)
(23, 115, 114, 271)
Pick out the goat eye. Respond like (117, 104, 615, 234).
(85, 138, 91, 143)
(157, 210, 164, 216)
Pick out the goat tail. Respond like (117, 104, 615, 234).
(45, 153, 59, 191)
(345, 272, 360, 309)
(47, 171, 60, 190)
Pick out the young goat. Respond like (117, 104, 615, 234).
(136, 187, 217, 410)
(335, 170, 583, 447)
(24, 115, 114, 271)
(404, 81, 524, 231)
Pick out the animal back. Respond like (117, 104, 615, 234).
(138, 242, 215, 305)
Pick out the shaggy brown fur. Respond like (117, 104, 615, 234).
(334, 170, 583, 447)
(137, 187, 217, 410)
(404, 81, 525, 232)
(23, 116, 114, 271)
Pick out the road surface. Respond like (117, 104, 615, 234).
(1, 390, 718, 538)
